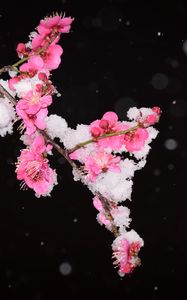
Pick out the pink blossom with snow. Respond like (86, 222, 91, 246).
(16, 136, 57, 197)
(84, 151, 121, 181)
(112, 230, 144, 276)
(89, 111, 129, 150)
(123, 127, 149, 152)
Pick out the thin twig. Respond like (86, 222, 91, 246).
(0, 83, 17, 105)
(0, 65, 17, 75)
(68, 125, 139, 153)
(97, 192, 119, 237)
(39, 129, 77, 169)
(0, 83, 119, 236)
(0, 32, 60, 75)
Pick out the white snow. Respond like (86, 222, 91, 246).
(62, 124, 92, 150)
(0, 97, 16, 137)
(45, 114, 68, 142)
(111, 205, 131, 228)
(13, 74, 43, 98)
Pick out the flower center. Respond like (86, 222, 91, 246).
(26, 160, 42, 181)
(30, 93, 40, 104)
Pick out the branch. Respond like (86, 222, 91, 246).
(0, 65, 17, 76)
(39, 129, 77, 170)
(0, 83, 17, 105)
(97, 192, 119, 237)
(0, 83, 119, 237)
(0, 32, 60, 75)
(68, 125, 139, 154)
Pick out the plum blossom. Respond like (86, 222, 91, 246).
(16, 103, 48, 135)
(16, 136, 57, 197)
(123, 128, 149, 152)
(90, 111, 119, 137)
(20, 55, 44, 74)
(84, 151, 121, 181)
(17, 89, 52, 115)
(127, 106, 162, 127)
(16, 43, 30, 58)
(90, 111, 130, 151)
(42, 44, 63, 70)
(30, 15, 73, 51)
(97, 212, 111, 226)
(37, 15, 74, 35)
(112, 230, 144, 276)
(93, 196, 103, 211)
(31, 32, 60, 51)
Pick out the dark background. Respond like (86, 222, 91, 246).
(0, 0, 186, 299)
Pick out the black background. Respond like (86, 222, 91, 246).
(0, 0, 186, 299)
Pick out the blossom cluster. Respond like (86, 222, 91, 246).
(47, 106, 161, 275)
(0, 14, 161, 276)
(0, 14, 73, 196)
(10, 14, 73, 136)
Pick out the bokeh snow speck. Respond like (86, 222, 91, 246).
(59, 262, 72, 276)
(164, 139, 178, 150)
(170, 99, 187, 118)
(182, 40, 187, 54)
(151, 73, 169, 90)
(153, 168, 161, 176)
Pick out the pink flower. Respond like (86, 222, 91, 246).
(20, 55, 44, 74)
(31, 33, 60, 51)
(102, 111, 118, 127)
(90, 111, 118, 137)
(141, 106, 162, 127)
(144, 114, 158, 126)
(98, 123, 128, 150)
(31, 33, 47, 50)
(38, 72, 55, 94)
(84, 151, 121, 181)
(18, 89, 52, 115)
(89, 111, 128, 150)
(123, 128, 149, 152)
(37, 15, 74, 35)
(42, 44, 63, 70)
(97, 212, 111, 226)
(16, 103, 48, 135)
(31, 135, 52, 155)
(93, 196, 103, 211)
(112, 236, 142, 276)
(16, 136, 56, 196)
(16, 43, 30, 58)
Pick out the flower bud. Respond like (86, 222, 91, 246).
(99, 119, 109, 130)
